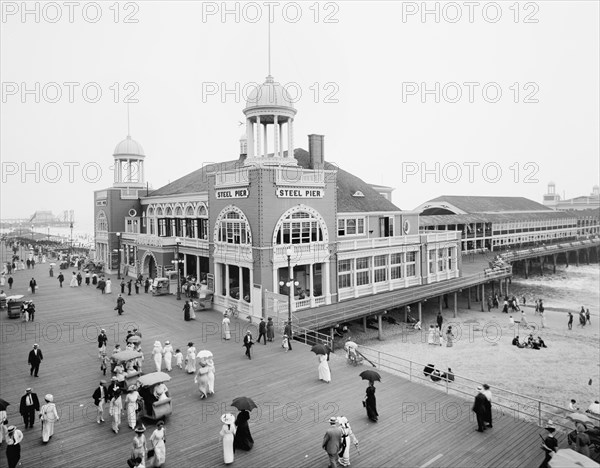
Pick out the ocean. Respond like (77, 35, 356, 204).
(508, 263, 600, 315)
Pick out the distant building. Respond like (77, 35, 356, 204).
(28, 210, 71, 226)
(543, 182, 600, 211)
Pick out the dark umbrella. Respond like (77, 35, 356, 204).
(359, 370, 382, 383)
(0, 398, 9, 411)
(231, 397, 257, 411)
(311, 344, 328, 355)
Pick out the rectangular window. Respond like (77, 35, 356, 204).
(406, 251, 417, 277)
(158, 219, 167, 237)
(338, 259, 353, 289)
(373, 255, 387, 282)
(356, 256, 370, 286)
(337, 217, 366, 237)
(356, 271, 370, 286)
(390, 252, 403, 279)
(357, 218, 365, 234)
(428, 249, 436, 274)
(338, 219, 345, 236)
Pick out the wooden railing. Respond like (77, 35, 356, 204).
(356, 344, 600, 431)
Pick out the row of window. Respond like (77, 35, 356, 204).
(153, 218, 210, 239)
(338, 252, 417, 289)
(338, 217, 365, 236)
(428, 248, 454, 274)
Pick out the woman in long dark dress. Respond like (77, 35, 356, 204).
(365, 382, 378, 422)
(233, 410, 254, 451)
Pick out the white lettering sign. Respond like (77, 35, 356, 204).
(276, 187, 324, 198)
(216, 188, 249, 199)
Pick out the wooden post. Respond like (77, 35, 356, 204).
(480, 283, 485, 312)
(453, 292, 458, 318)
(362, 316, 367, 333)
(576, 250, 580, 267)
(467, 287, 471, 309)
(404, 306, 408, 323)
(587, 248, 590, 265)
(540, 257, 544, 276)
(524, 259, 529, 279)
(438, 296, 443, 313)
(505, 278, 509, 296)
(552, 253, 557, 273)
(418, 301, 422, 322)
(330, 327, 335, 352)
(565, 251, 569, 268)
(377, 315, 383, 341)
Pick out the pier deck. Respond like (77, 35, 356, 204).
(0, 258, 578, 468)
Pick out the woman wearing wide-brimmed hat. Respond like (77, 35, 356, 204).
(125, 385, 140, 429)
(109, 387, 123, 434)
(337, 416, 359, 467)
(162, 340, 173, 372)
(219, 413, 236, 465)
(5, 425, 23, 468)
(152, 341, 163, 373)
(39, 394, 59, 443)
(149, 420, 166, 467)
(539, 420, 558, 468)
(185, 342, 196, 374)
(131, 424, 147, 465)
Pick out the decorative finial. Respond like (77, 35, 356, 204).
(268, 17, 271, 76)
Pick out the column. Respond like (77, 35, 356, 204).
(418, 301, 422, 322)
(404, 305, 408, 322)
(505, 278, 509, 296)
(127, 159, 132, 182)
(225, 264, 230, 297)
(279, 122, 284, 158)
(272, 266, 278, 294)
(287, 118, 294, 158)
(140, 161, 144, 184)
(362, 316, 367, 332)
(183, 253, 187, 276)
(377, 315, 383, 341)
(499, 279, 503, 296)
(256, 117, 262, 158)
(239, 266, 243, 301)
(524, 260, 529, 279)
(438, 296, 443, 313)
(309, 264, 314, 306)
(247, 118, 254, 158)
(467, 287, 471, 309)
(480, 283, 485, 312)
(453, 292, 458, 318)
(273, 115, 279, 158)
(196, 256, 200, 282)
(323, 261, 331, 304)
(263, 123, 268, 158)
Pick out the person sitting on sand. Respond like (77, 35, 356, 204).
(536, 336, 547, 348)
(512, 336, 520, 346)
(430, 369, 442, 382)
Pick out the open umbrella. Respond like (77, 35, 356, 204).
(549, 448, 600, 468)
(231, 397, 257, 411)
(0, 398, 10, 411)
(567, 413, 592, 425)
(137, 372, 171, 387)
(359, 370, 382, 383)
(344, 341, 358, 350)
(196, 350, 213, 359)
(112, 349, 143, 362)
(49, 263, 56, 266)
(311, 344, 328, 355)
(127, 336, 142, 344)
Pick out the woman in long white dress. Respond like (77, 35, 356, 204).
(337, 416, 359, 467)
(125, 385, 139, 429)
(185, 343, 196, 374)
(162, 341, 173, 372)
(109, 388, 123, 434)
(152, 341, 163, 372)
(222, 316, 231, 340)
(318, 354, 331, 383)
(195, 360, 210, 398)
(69, 272, 78, 287)
(220, 414, 236, 465)
(39, 394, 59, 443)
(427, 325, 435, 345)
(149, 421, 166, 467)
(206, 357, 215, 395)
(105, 278, 112, 294)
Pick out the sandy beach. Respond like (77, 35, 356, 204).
(344, 295, 600, 417)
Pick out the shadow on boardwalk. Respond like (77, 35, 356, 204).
(0, 259, 571, 468)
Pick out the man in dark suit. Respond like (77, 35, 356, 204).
(472, 386, 488, 432)
(92, 380, 109, 423)
(97, 329, 108, 350)
(19, 388, 40, 428)
(243, 331, 253, 359)
(284, 321, 293, 351)
(28, 344, 43, 377)
(322, 417, 342, 468)
(257, 318, 267, 345)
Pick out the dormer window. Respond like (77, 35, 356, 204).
(352, 191, 364, 197)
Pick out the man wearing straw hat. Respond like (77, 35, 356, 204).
(322, 416, 342, 468)
(19, 387, 39, 428)
(5, 425, 23, 468)
(92, 380, 109, 424)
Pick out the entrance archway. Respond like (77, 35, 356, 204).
(141, 251, 158, 279)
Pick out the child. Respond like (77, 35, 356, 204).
(174, 349, 184, 369)
(282, 334, 289, 352)
(100, 353, 110, 376)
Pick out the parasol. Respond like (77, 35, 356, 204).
(112, 349, 142, 362)
(548, 448, 600, 468)
(221, 413, 235, 425)
(231, 396, 257, 411)
(359, 370, 381, 383)
(196, 350, 213, 359)
(311, 344, 328, 355)
(566, 413, 592, 425)
(137, 372, 171, 387)
(127, 336, 142, 344)
(344, 341, 358, 350)
(0, 398, 10, 411)
(49, 263, 56, 266)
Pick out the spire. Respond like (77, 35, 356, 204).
(268, 16, 271, 76)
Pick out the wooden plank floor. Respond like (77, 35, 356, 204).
(0, 254, 578, 468)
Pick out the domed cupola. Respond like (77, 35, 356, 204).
(112, 135, 146, 188)
(242, 75, 297, 167)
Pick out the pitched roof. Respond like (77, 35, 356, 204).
(423, 196, 552, 214)
(419, 211, 577, 227)
(147, 149, 401, 213)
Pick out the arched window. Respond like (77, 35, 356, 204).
(185, 205, 194, 217)
(215, 207, 252, 245)
(273, 207, 327, 245)
(147, 207, 154, 217)
(96, 211, 108, 232)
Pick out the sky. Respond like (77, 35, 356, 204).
(1, 0, 599, 233)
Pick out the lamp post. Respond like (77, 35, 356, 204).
(69, 222, 74, 256)
(31, 224, 34, 242)
(174, 237, 182, 300)
(279, 247, 299, 326)
(47, 225, 50, 241)
(115, 232, 121, 280)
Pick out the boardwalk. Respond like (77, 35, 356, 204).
(0, 259, 572, 468)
